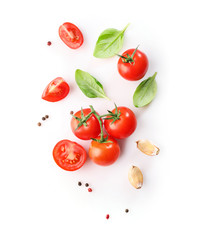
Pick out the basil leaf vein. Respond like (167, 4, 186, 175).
(133, 72, 157, 108)
(93, 23, 130, 58)
(75, 69, 110, 100)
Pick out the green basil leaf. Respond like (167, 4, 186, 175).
(75, 69, 110, 100)
(133, 72, 157, 108)
(93, 23, 130, 58)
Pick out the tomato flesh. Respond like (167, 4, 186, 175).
(89, 136, 120, 166)
(42, 77, 70, 102)
(71, 108, 101, 140)
(104, 107, 137, 139)
(53, 140, 87, 171)
(59, 22, 84, 49)
(118, 49, 148, 81)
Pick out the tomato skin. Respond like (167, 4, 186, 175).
(42, 77, 70, 102)
(53, 140, 87, 171)
(71, 108, 101, 140)
(104, 107, 137, 139)
(89, 136, 120, 166)
(59, 22, 84, 49)
(117, 49, 148, 81)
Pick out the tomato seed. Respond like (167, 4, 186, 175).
(47, 41, 52, 46)
(88, 188, 92, 192)
(106, 214, 109, 219)
(45, 115, 49, 118)
(37, 122, 41, 126)
(125, 209, 129, 213)
(42, 117, 46, 121)
(85, 183, 89, 187)
(78, 182, 82, 186)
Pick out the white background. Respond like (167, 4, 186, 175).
(0, 0, 199, 239)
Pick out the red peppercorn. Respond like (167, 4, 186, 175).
(106, 214, 109, 219)
(88, 188, 92, 192)
(47, 41, 52, 46)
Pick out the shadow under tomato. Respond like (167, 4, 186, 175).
(117, 138, 128, 158)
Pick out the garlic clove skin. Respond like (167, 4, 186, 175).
(136, 139, 160, 156)
(128, 166, 143, 189)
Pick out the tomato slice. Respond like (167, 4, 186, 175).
(53, 140, 87, 171)
(42, 77, 70, 102)
(59, 22, 84, 49)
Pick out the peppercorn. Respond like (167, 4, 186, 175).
(106, 214, 109, 219)
(37, 122, 41, 126)
(85, 183, 89, 187)
(78, 182, 82, 186)
(125, 209, 129, 213)
(88, 188, 92, 192)
(42, 117, 46, 121)
(45, 115, 49, 119)
(70, 111, 74, 115)
(47, 41, 52, 46)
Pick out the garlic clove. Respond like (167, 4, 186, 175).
(136, 139, 160, 156)
(128, 166, 143, 189)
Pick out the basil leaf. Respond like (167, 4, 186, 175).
(93, 23, 130, 58)
(75, 69, 110, 100)
(133, 72, 157, 108)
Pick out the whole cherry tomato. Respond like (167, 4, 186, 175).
(71, 108, 101, 140)
(53, 139, 86, 171)
(89, 136, 120, 166)
(59, 22, 84, 49)
(104, 107, 137, 139)
(117, 48, 148, 81)
(42, 77, 70, 102)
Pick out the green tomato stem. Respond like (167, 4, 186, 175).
(89, 105, 105, 142)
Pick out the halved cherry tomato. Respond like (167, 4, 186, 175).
(104, 107, 137, 139)
(53, 140, 87, 171)
(89, 136, 120, 166)
(42, 77, 70, 102)
(71, 108, 101, 140)
(118, 48, 148, 81)
(59, 22, 84, 49)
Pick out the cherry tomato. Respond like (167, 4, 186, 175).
(53, 140, 87, 171)
(42, 77, 70, 102)
(104, 107, 137, 139)
(59, 22, 84, 49)
(89, 136, 120, 166)
(117, 48, 148, 81)
(71, 108, 101, 140)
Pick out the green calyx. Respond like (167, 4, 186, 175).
(118, 45, 139, 64)
(101, 103, 121, 124)
(71, 104, 121, 144)
(70, 108, 93, 131)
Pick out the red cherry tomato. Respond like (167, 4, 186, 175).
(117, 48, 148, 81)
(53, 140, 87, 171)
(42, 77, 70, 102)
(104, 107, 137, 139)
(89, 136, 120, 166)
(71, 108, 101, 140)
(59, 22, 84, 49)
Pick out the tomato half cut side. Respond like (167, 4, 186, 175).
(59, 22, 84, 49)
(42, 77, 70, 102)
(53, 140, 87, 171)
